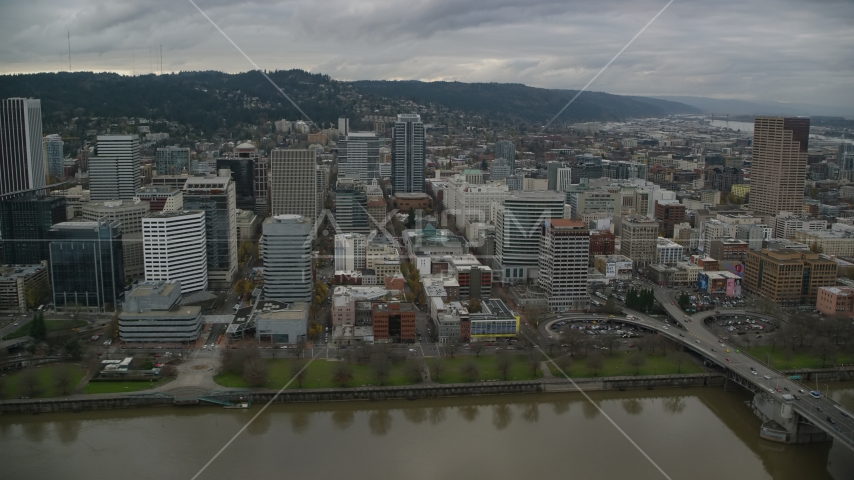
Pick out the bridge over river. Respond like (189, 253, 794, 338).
(541, 285, 854, 451)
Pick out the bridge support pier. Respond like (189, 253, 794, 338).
(751, 393, 832, 445)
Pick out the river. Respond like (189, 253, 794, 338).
(2, 384, 854, 479)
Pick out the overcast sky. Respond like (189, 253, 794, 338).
(1, 0, 852, 108)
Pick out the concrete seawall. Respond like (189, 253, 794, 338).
(0, 373, 726, 414)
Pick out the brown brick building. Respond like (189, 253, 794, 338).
(709, 239, 749, 262)
(743, 249, 837, 305)
(654, 201, 686, 238)
(589, 230, 616, 256)
(371, 301, 417, 343)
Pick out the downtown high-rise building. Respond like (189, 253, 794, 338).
(182, 176, 238, 288)
(142, 210, 208, 293)
(1, 98, 46, 196)
(750, 117, 810, 216)
(155, 146, 190, 175)
(261, 214, 313, 303)
(335, 177, 369, 234)
(495, 191, 566, 283)
(338, 132, 379, 182)
(538, 219, 589, 312)
(90, 135, 142, 201)
(494, 140, 516, 175)
(270, 149, 317, 221)
(44, 134, 64, 179)
(391, 114, 425, 194)
(48, 219, 125, 310)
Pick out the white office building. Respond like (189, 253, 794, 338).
(90, 135, 142, 201)
(261, 215, 313, 303)
(454, 182, 509, 231)
(338, 132, 379, 181)
(142, 210, 208, 293)
(183, 175, 238, 288)
(656, 237, 684, 265)
(538, 219, 590, 311)
(334, 233, 366, 272)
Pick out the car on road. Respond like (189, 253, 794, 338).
(678, 333, 684, 337)
(763, 375, 772, 380)
(810, 391, 821, 399)
(695, 340, 700, 344)
(725, 358, 731, 363)
(751, 371, 758, 375)
(817, 407, 823, 412)
(711, 348, 716, 352)
(798, 389, 806, 394)
(12, 322, 18, 326)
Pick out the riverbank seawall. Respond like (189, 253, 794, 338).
(0, 373, 726, 414)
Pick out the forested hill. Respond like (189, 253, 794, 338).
(351, 80, 699, 123)
(0, 70, 698, 133)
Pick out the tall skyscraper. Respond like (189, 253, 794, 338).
(261, 214, 312, 303)
(155, 146, 190, 175)
(44, 134, 64, 179)
(750, 117, 810, 216)
(270, 149, 317, 221)
(142, 210, 208, 293)
(494, 140, 516, 175)
(82, 199, 150, 279)
(338, 132, 379, 181)
(90, 135, 142, 201)
(183, 176, 238, 288)
(391, 114, 425, 194)
(1, 98, 46, 196)
(217, 142, 258, 211)
(538, 219, 589, 311)
(49, 219, 124, 310)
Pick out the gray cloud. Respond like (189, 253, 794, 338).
(0, 0, 852, 109)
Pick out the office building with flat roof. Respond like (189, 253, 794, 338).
(142, 210, 208, 293)
(750, 117, 809, 216)
(90, 135, 142, 201)
(538, 219, 589, 311)
(119, 280, 203, 343)
(0, 98, 46, 196)
(270, 149, 317, 221)
(48, 219, 124, 311)
(183, 176, 238, 288)
(261, 215, 312, 303)
(391, 114, 425, 194)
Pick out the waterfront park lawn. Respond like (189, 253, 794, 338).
(3, 319, 88, 340)
(546, 351, 704, 378)
(82, 378, 174, 395)
(744, 346, 854, 370)
(0, 364, 86, 399)
(429, 354, 543, 384)
(214, 358, 418, 389)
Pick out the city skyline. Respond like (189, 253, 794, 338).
(0, 0, 852, 111)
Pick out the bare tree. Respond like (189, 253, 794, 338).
(242, 355, 268, 387)
(332, 362, 354, 387)
(370, 351, 393, 385)
(444, 342, 459, 358)
(291, 342, 306, 359)
(625, 352, 646, 375)
(585, 351, 604, 377)
(290, 359, 307, 388)
(667, 350, 690, 374)
(53, 365, 74, 395)
(495, 352, 513, 381)
(19, 369, 42, 397)
(554, 355, 572, 375)
(560, 327, 586, 357)
(526, 349, 542, 377)
(460, 361, 479, 382)
(429, 358, 446, 382)
(811, 337, 838, 368)
(404, 358, 423, 383)
(603, 335, 621, 356)
(470, 342, 485, 357)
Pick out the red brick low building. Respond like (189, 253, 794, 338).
(589, 230, 616, 256)
(816, 286, 854, 317)
(372, 301, 417, 343)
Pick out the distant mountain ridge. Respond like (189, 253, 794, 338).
(0, 70, 700, 132)
(351, 80, 699, 123)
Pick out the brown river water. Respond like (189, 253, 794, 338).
(2, 383, 854, 480)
